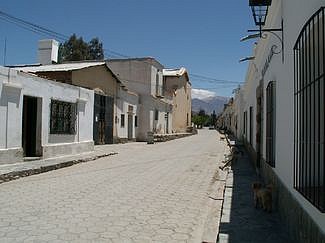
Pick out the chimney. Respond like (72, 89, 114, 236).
(38, 39, 59, 65)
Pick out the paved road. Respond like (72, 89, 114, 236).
(0, 129, 226, 243)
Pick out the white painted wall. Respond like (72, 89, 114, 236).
(116, 87, 139, 140)
(0, 66, 94, 163)
(234, 0, 325, 232)
(150, 66, 163, 97)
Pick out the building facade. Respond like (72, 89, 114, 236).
(16, 61, 134, 144)
(107, 58, 173, 141)
(224, 0, 325, 241)
(0, 66, 94, 164)
(163, 68, 192, 133)
(115, 86, 139, 142)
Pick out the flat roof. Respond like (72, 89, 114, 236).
(163, 67, 190, 82)
(15, 61, 106, 72)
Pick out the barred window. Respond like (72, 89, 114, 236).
(50, 100, 76, 134)
(266, 81, 276, 167)
(244, 111, 247, 136)
(249, 106, 253, 145)
(294, 7, 324, 212)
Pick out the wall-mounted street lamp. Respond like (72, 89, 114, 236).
(249, 0, 272, 28)
(242, 0, 284, 62)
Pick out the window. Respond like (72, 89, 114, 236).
(50, 100, 76, 134)
(121, 114, 125, 127)
(266, 81, 276, 167)
(128, 105, 133, 113)
(243, 111, 247, 136)
(294, 7, 324, 212)
(135, 116, 138, 127)
(155, 109, 159, 121)
(162, 77, 166, 96)
(156, 71, 160, 96)
(249, 106, 253, 145)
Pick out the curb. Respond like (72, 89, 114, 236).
(201, 135, 230, 243)
(0, 152, 118, 184)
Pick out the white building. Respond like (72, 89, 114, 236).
(107, 58, 173, 141)
(228, 0, 325, 241)
(0, 66, 94, 164)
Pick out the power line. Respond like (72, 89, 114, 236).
(104, 49, 243, 85)
(190, 74, 243, 84)
(0, 10, 68, 41)
(190, 77, 242, 86)
(0, 10, 242, 88)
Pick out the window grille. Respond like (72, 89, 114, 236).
(294, 7, 324, 212)
(249, 106, 253, 145)
(244, 111, 247, 136)
(50, 100, 76, 134)
(266, 81, 276, 167)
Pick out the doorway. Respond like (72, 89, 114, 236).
(127, 114, 133, 140)
(93, 94, 114, 145)
(22, 96, 42, 157)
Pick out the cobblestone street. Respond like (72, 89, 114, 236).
(0, 130, 226, 243)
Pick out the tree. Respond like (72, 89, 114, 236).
(192, 109, 210, 128)
(88, 37, 104, 60)
(198, 109, 206, 116)
(58, 34, 104, 63)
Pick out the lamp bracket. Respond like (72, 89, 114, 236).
(247, 19, 284, 62)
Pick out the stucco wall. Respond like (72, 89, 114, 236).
(0, 66, 94, 163)
(115, 87, 139, 141)
(107, 59, 171, 140)
(164, 75, 191, 133)
(72, 66, 117, 97)
(236, 0, 325, 235)
(136, 95, 172, 141)
(107, 60, 152, 95)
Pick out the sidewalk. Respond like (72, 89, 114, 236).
(217, 144, 292, 242)
(0, 145, 118, 184)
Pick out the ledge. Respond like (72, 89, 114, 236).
(2, 82, 23, 90)
(77, 97, 88, 103)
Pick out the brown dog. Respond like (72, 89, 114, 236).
(252, 182, 273, 212)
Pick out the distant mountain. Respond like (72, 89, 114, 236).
(192, 96, 229, 115)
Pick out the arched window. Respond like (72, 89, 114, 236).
(294, 7, 324, 212)
(266, 81, 276, 167)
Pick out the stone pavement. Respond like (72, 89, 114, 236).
(0, 129, 229, 243)
(218, 145, 293, 243)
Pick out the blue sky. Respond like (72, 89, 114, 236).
(0, 0, 256, 97)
